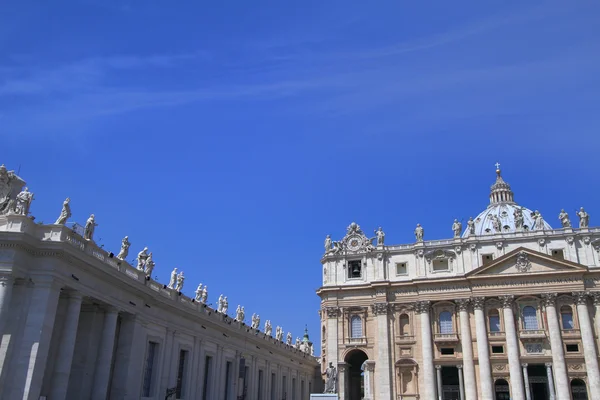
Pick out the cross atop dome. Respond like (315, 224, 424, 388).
(495, 162, 501, 176)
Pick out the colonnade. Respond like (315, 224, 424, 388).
(416, 292, 600, 400)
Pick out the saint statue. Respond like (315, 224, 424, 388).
(54, 197, 72, 225)
(222, 296, 229, 314)
(324, 235, 332, 253)
(168, 268, 178, 289)
(558, 209, 571, 228)
(137, 247, 149, 270)
(0, 165, 16, 215)
(578, 207, 589, 228)
(451, 219, 462, 238)
(467, 217, 475, 236)
(276, 326, 283, 341)
(374, 227, 385, 245)
(252, 314, 261, 329)
(175, 271, 185, 292)
(83, 214, 98, 241)
(235, 305, 244, 322)
(14, 187, 34, 216)
(217, 294, 224, 312)
(117, 236, 131, 260)
(295, 338, 301, 349)
(265, 320, 272, 336)
(323, 362, 338, 393)
(144, 252, 155, 277)
(286, 332, 292, 345)
(533, 210, 545, 230)
(200, 286, 208, 304)
(195, 284, 203, 302)
(414, 224, 424, 242)
(490, 214, 501, 233)
(514, 207, 524, 230)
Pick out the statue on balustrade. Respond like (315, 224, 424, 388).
(514, 207, 524, 230)
(195, 284, 203, 302)
(137, 247, 149, 270)
(558, 209, 571, 228)
(295, 338, 301, 349)
(414, 224, 424, 242)
(200, 286, 208, 304)
(452, 219, 462, 238)
(168, 267, 178, 289)
(532, 210, 545, 230)
(323, 362, 338, 394)
(222, 296, 229, 314)
(265, 320, 272, 336)
(235, 305, 245, 322)
(84, 214, 98, 241)
(217, 294, 224, 312)
(251, 313, 260, 329)
(578, 207, 589, 228)
(117, 236, 131, 260)
(14, 187, 34, 216)
(175, 271, 185, 292)
(275, 326, 283, 341)
(374, 227, 385, 245)
(324, 235, 332, 254)
(144, 252, 155, 277)
(55, 197, 72, 225)
(286, 332, 292, 345)
(466, 217, 475, 235)
(0, 165, 17, 215)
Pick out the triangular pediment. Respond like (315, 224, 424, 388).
(467, 247, 588, 278)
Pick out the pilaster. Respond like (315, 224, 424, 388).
(372, 301, 392, 400)
(416, 300, 436, 400)
(91, 306, 119, 400)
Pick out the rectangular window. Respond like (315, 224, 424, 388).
(491, 345, 504, 354)
(350, 315, 363, 338)
(202, 356, 213, 400)
(224, 361, 232, 400)
(566, 344, 579, 352)
(176, 349, 189, 399)
(482, 254, 494, 266)
(551, 249, 564, 260)
(489, 314, 501, 332)
(258, 370, 264, 400)
(348, 260, 362, 279)
(432, 259, 449, 271)
(396, 262, 407, 275)
(440, 347, 455, 355)
(142, 341, 158, 397)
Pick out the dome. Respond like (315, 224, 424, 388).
(462, 166, 552, 237)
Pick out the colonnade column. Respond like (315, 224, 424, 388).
(91, 306, 119, 400)
(573, 292, 600, 397)
(545, 363, 556, 400)
(499, 295, 525, 400)
(372, 301, 392, 400)
(472, 297, 493, 400)
(416, 301, 436, 400)
(456, 299, 477, 400)
(435, 365, 442, 400)
(457, 365, 465, 400)
(0, 275, 13, 336)
(49, 290, 83, 400)
(522, 363, 531, 400)
(541, 294, 570, 400)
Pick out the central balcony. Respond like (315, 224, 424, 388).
(345, 337, 367, 346)
(434, 333, 459, 344)
(519, 329, 546, 340)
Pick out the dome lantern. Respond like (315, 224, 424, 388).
(489, 163, 515, 205)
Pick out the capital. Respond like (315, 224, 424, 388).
(591, 292, 600, 306)
(456, 364, 463, 369)
(456, 298, 470, 312)
(371, 302, 389, 316)
(572, 291, 589, 305)
(499, 295, 515, 308)
(435, 365, 442, 370)
(472, 297, 486, 310)
(541, 293, 557, 307)
(521, 363, 528, 368)
(415, 300, 431, 314)
(325, 306, 340, 318)
(545, 362, 553, 368)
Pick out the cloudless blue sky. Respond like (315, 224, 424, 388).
(2, 0, 600, 352)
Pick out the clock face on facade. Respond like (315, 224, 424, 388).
(347, 236, 361, 251)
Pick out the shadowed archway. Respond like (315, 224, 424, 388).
(344, 349, 368, 400)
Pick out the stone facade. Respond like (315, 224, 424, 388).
(0, 165, 320, 400)
(319, 168, 600, 400)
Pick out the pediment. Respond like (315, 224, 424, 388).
(467, 247, 587, 278)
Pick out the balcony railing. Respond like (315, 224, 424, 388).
(346, 337, 367, 346)
(396, 335, 416, 343)
(434, 333, 459, 343)
(489, 331, 505, 338)
(519, 329, 546, 339)
(561, 328, 581, 337)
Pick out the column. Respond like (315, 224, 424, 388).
(246, 355, 256, 400)
(573, 292, 600, 398)
(456, 299, 477, 400)
(338, 362, 348, 399)
(545, 363, 556, 400)
(49, 290, 83, 400)
(109, 314, 146, 400)
(325, 307, 339, 394)
(435, 365, 442, 400)
(473, 297, 493, 400)
(522, 364, 531, 400)
(0, 275, 14, 336)
(457, 365, 465, 400)
(8, 277, 61, 400)
(91, 307, 119, 400)
(541, 294, 570, 400)
(499, 295, 525, 400)
(160, 327, 176, 396)
(372, 302, 392, 399)
(417, 301, 436, 400)
(592, 293, 600, 340)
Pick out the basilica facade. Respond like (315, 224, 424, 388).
(318, 167, 600, 400)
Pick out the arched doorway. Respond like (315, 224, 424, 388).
(494, 379, 510, 400)
(344, 349, 368, 400)
(571, 379, 588, 400)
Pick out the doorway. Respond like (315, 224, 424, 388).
(494, 379, 509, 400)
(344, 349, 368, 400)
(527, 364, 548, 400)
(571, 379, 588, 400)
(440, 366, 460, 400)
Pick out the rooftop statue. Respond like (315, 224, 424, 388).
(55, 197, 72, 225)
(136, 247, 149, 270)
(144, 252, 155, 277)
(466, 217, 475, 236)
(251, 313, 260, 329)
(276, 326, 283, 341)
(0, 164, 18, 215)
(414, 224, 424, 242)
(558, 209, 571, 228)
(14, 187, 34, 216)
(532, 210, 545, 230)
(235, 305, 245, 322)
(195, 284, 203, 302)
(265, 320, 272, 336)
(168, 268, 178, 289)
(222, 296, 229, 314)
(452, 219, 462, 238)
(83, 214, 98, 241)
(117, 236, 131, 260)
(286, 332, 292, 345)
(175, 271, 185, 292)
(217, 294, 224, 312)
(200, 286, 208, 304)
(324, 235, 332, 253)
(513, 207, 524, 230)
(374, 227, 385, 245)
(578, 207, 589, 228)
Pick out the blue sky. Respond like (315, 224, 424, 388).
(2, 0, 600, 351)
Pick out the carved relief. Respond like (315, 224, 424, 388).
(583, 236, 591, 245)
(496, 241, 504, 250)
(515, 251, 531, 273)
(454, 246, 462, 254)
(566, 236, 575, 246)
(469, 243, 477, 252)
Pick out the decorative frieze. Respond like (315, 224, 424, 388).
(371, 302, 389, 315)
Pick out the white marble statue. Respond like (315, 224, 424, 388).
(117, 236, 131, 260)
(55, 197, 72, 225)
(168, 268, 178, 289)
(578, 207, 589, 228)
(0, 165, 16, 215)
(310, 344, 314, 356)
(175, 271, 185, 292)
(200, 286, 208, 304)
(533, 210, 545, 230)
(324, 235, 332, 254)
(451, 219, 462, 238)
(286, 332, 292, 345)
(265, 320, 272, 336)
(83, 214, 98, 241)
(136, 247, 149, 270)
(14, 187, 34, 216)
(275, 326, 283, 341)
(514, 207, 524, 230)
(235, 305, 245, 322)
(195, 284, 203, 302)
(222, 296, 229, 314)
(374, 227, 385, 245)
(251, 313, 260, 329)
(558, 209, 571, 228)
(467, 217, 475, 236)
(295, 338, 301, 349)
(217, 294, 224, 312)
(490, 214, 501, 232)
(323, 362, 337, 394)
(414, 224, 424, 242)
(144, 252, 155, 277)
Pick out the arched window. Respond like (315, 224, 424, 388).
(350, 315, 362, 338)
(488, 309, 501, 332)
(439, 311, 453, 334)
(571, 378, 588, 400)
(561, 305, 574, 330)
(399, 314, 410, 336)
(523, 306, 539, 330)
(494, 379, 510, 400)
